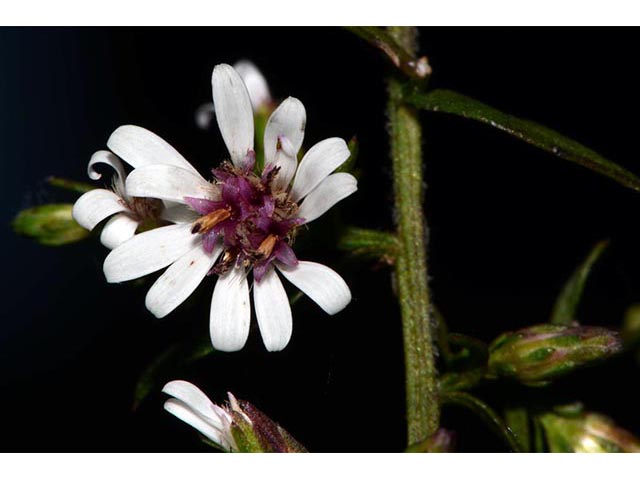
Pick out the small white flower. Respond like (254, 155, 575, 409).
(72, 125, 201, 249)
(195, 60, 272, 130)
(162, 380, 240, 451)
(103, 63, 357, 352)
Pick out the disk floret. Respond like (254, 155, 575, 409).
(185, 155, 304, 281)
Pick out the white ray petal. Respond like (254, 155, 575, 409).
(253, 267, 293, 352)
(99, 212, 139, 249)
(146, 243, 222, 318)
(126, 165, 215, 204)
(264, 97, 306, 189)
(164, 398, 229, 448)
(162, 203, 200, 224)
(103, 223, 197, 283)
(234, 60, 271, 111)
(290, 137, 351, 202)
(107, 125, 203, 178)
(277, 261, 351, 315)
(72, 188, 127, 230)
(162, 380, 228, 429)
(87, 150, 127, 194)
(212, 64, 254, 168)
(297, 173, 358, 224)
(209, 266, 251, 352)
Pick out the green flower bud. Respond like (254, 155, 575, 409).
(539, 409, 640, 453)
(488, 324, 621, 386)
(12, 203, 90, 246)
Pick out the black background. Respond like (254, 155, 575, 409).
(2, 28, 640, 452)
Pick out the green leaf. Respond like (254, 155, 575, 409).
(344, 27, 431, 80)
(12, 203, 90, 246)
(550, 240, 609, 325)
(133, 335, 215, 411)
(404, 88, 640, 193)
(47, 176, 95, 194)
(337, 226, 398, 261)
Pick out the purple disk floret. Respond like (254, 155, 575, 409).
(184, 158, 305, 281)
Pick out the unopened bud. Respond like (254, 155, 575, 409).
(13, 203, 90, 246)
(488, 324, 622, 386)
(539, 408, 640, 452)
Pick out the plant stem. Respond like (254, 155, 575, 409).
(386, 26, 439, 444)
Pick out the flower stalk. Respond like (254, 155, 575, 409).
(386, 26, 439, 444)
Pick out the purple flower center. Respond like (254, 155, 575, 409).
(185, 156, 304, 282)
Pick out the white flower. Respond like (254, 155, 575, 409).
(162, 380, 240, 452)
(72, 126, 200, 249)
(195, 60, 272, 130)
(103, 63, 357, 352)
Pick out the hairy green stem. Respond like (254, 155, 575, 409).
(387, 26, 439, 444)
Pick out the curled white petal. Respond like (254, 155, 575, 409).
(209, 266, 251, 352)
(234, 60, 271, 111)
(126, 165, 216, 204)
(290, 137, 351, 202)
(103, 223, 197, 283)
(99, 212, 139, 250)
(72, 188, 127, 230)
(277, 261, 351, 315)
(162, 380, 230, 429)
(212, 64, 254, 168)
(253, 267, 292, 352)
(146, 243, 222, 319)
(297, 173, 358, 225)
(107, 125, 204, 178)
(164, 398, 231, 449)
(87, 150, 127, 194)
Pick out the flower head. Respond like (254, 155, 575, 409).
(103, 63, 357, 351)
(162, 380, 307, 453)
